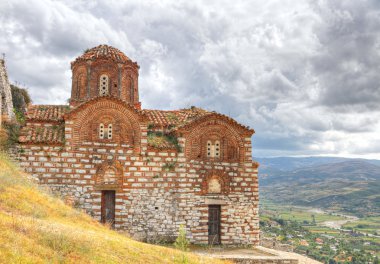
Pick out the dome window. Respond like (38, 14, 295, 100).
(99, 74, 109, 96)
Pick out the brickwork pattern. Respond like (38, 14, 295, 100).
(70, 45, 139, 107)
(18, 45, 260, 245)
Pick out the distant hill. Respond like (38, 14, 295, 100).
(255, 156, 380, 172)
(258, 157, 380, 217)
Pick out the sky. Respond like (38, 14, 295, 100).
(1, 0, 380, 159)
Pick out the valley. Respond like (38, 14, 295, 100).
(260, 201, 380, 263)
(258, 156, 380, 263)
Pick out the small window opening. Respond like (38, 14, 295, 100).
(99, 74, 109, 96)
(107, 124, 113, 139)
(206, 140, 222, 158)
(207, 140, 212, 157)
(215, 141, 220, 158)
(99, 123, 105, 139)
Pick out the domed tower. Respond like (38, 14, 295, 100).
(70, 45, 140, 108)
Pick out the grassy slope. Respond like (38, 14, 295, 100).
(0, 154, 228, 264)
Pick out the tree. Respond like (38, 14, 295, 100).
(311, 214, 316, 225)
(10, 84, 31, 111)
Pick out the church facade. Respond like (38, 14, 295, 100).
(18, 45, 259, 245)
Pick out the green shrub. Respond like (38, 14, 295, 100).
(174, 225, 189, 252)
(1, 122, 20, 150)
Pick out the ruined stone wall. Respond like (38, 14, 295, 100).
(18, 136, 259, 245)
(0, 59, 14, 124)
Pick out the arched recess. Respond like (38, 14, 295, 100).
(95, 160, 123, 190)
(128, 76, 134, 103)
(200, 171, 230, 195)
(71, 65, 87, 100)
(184, 120, 244, 162)
(66, 98, 144, 152)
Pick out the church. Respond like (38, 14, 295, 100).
(18, 45, 259, 245)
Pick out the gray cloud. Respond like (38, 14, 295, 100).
(1, 0, 380, 158)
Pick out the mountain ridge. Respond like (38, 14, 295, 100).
(258, 157, 380, 217)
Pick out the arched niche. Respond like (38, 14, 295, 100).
(95, 160, 123, 190)
(200, 172, 230, 195)
(208, 178, 222, 193)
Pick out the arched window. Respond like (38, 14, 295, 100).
(107, 124, 113, 139)
(129, 77, 134, 102)
(99, 123, 105, 139)
(207, 140, 212, 157)
(206, 140, 221, 158)
(215, 140, 220, 158)
(99, 74, 109, 96)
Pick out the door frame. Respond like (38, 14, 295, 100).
(101, 190, 116, 228)
(208, 205, 221, 245)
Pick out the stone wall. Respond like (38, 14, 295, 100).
(18, 136, 259, 245)
(17, 45, 260, 246)
(0, 59, 14, 125)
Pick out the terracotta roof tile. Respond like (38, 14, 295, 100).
(142, 107, 211, 128)
(19, 125, 65, 144)
(26, 105, 69, 122)
(24, 104, 252, 134)
(72, 45, 133, 65)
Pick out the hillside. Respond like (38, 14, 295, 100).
(0, 153, 227, 264)
(259, 159, 380, 216)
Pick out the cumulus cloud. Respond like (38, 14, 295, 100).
(0, 0, 380, 158)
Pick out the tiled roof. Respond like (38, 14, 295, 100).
(25, 104, 210, 127)
(19, 125, 65, 144)
(142, 107, 211, 128)
(72, 45, 132, 65)
(26, 105, 69, 122)
(23, 103, 251, 143)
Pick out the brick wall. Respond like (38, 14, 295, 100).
(19, 132, 259, 245)
(18, 45, 259, 245)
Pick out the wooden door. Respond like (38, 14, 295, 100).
(208, 205, 221, 245)
(101, 190, 115, 228)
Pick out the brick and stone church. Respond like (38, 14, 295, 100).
(18, 45, 259, 245)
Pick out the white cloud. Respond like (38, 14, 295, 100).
(1, 0, 380, 158)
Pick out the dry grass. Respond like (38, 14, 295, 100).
(0, 153, 229, 264)
(0, 127, 8, 150)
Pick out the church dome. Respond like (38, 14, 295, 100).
(70, 44, 140, 108)
(72, 44, 132, 65)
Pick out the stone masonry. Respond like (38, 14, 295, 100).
(0, 59, 15, 125)
(18, 45, 259, 245)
